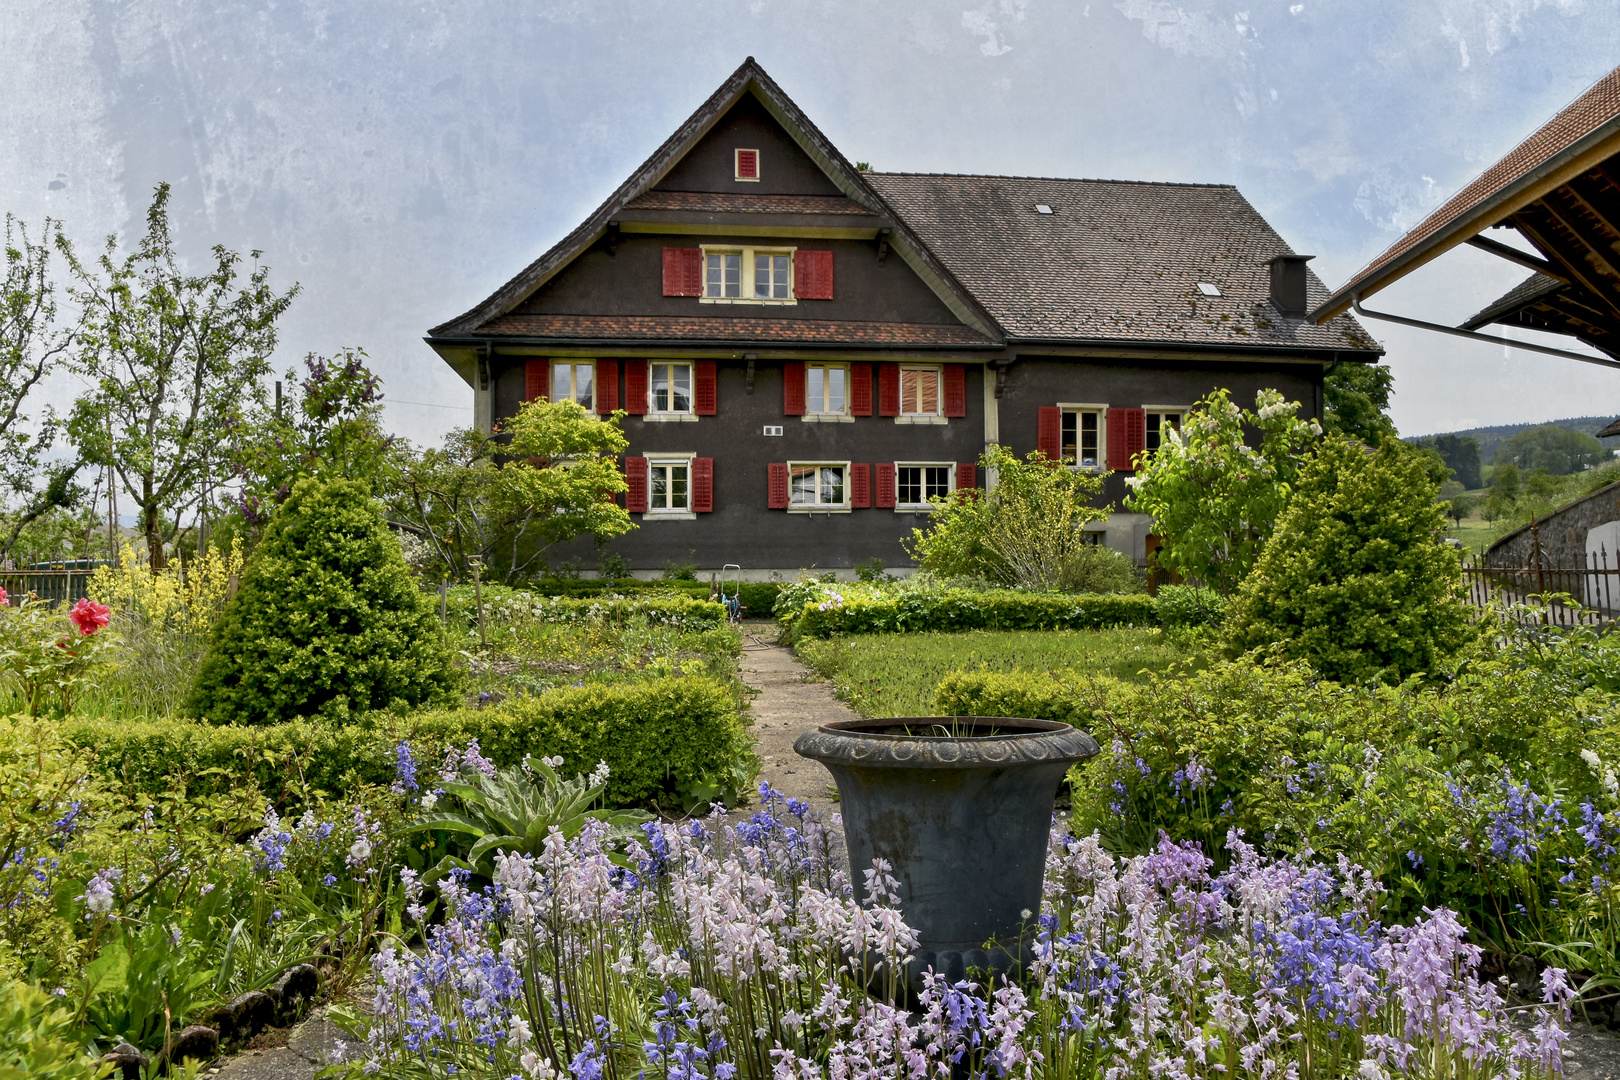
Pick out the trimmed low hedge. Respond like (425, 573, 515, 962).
(62, 675, 751, 809)
(934, 669, 1117, 728)
(520, 579, 783, 616)
(448, 589, 728, 630)
(787, 589, 1157, 639)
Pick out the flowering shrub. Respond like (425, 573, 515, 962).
(0, 591, 119, 717)
(88, 538, 246, 639)
(340, 788, 1572, 1080)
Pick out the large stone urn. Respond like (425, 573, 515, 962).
(794, 716, 1098, 985)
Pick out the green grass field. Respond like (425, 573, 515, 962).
(793, 627, 1206, 718)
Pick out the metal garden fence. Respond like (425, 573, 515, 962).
(1461, 546, 1620, 629)
(0, 559, 105, 606)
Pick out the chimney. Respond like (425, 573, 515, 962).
(1267, 254, 1314, 319)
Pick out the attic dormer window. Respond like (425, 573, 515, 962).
(735, 149, 760, 181)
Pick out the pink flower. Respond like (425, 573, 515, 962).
(68, 598, 110, 637)
(0, 586, 8, 606)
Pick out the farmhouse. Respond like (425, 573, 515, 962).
(427, 58, 1382, 578)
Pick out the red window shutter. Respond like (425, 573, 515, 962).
(692, 458, 714, 512)
(625, 457, 649, 513)
(736, 149, 759, 179)
(768, 463, 790, 509)
(662, 248, 703, 297)
(878, 363, 900, 417)
(943, 364, 967, 418)
(849, 362, 873, 416)
(956, 463, 977, 491)
(595, 360, 618, 414)
(1037, 406, 1061, 461)
(1106, 408, 1148, 471)
(694, 360, 717, 415)
(783, 361, 806, 416)
(875, 463, 897, 508)
(624, 361, 648, 415)
(1126, 407, 1146, 467)
(794, 250, 834, 300)
(525, 359, 549, 403)
(849, 463, 871, 508)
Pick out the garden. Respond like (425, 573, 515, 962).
(0, 195, 1611, 1080)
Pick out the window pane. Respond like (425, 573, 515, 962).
(808, 365, 825, 412)
(898, 466, 921, 504)
(900, 369, 917, 413)
(925, 467, 950, 500)
(773, 254, 789, 299)
(820, 466, 844, 505)
(652, 364, 670, 411)
(574, 365, 593, 410)
(671, 464, 688, 509)
(724, 255, 740, 298)
(828, 367, 844, 413)
(1061, 413, 1078, 462)
(1080, 413, 1098, 467)
(705, 255, 723, 298)
(917, 368, 939, 414)
(791, 466, 817, 504)
(672, 365, 691, 411)
(651, 466, 668, 509)
(755, 254, 771, 298)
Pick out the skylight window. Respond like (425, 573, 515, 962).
(1197, 282, 1221, 297)
(1035, 204, 1053, 215)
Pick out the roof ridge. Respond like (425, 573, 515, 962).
(867, 172, 1236, 188)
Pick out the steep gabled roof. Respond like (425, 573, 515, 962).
(1314, 64, 1620, 325)
(429, 57, 1000, 342)
(866, 174, 1380, 353)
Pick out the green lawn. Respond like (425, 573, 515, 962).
(794, 627, 1206, 718)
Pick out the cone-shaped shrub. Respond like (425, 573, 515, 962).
(186, 477, 460, 723)
(1222, 435, 1473, 683)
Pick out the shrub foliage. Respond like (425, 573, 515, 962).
(784, 586, 1156, 638)
(1222, 436, 1473, 682)
(185, 476, 460, 723)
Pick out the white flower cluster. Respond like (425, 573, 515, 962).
(1581, 748, 1619, 798)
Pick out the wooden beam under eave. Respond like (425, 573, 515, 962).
(1558, 174, 1620, 260)
(1512, 207, 1620, 324)
(1541, 296, 1620, 351)
(1537, 190, 1620, 291)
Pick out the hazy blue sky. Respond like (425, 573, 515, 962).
(4, 0, 1617, 442)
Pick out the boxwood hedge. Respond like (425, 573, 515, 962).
(786, 589, 1157, 639)
(62, 675, 751, 810)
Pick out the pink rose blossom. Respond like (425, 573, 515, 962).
(0, 586, 8, 606)
(68, 598, 110, 637)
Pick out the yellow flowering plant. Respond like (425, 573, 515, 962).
(88, 539, 245, 639)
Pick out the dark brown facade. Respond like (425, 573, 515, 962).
(428, 59, 1382, 578)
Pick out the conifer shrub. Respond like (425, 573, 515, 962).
(1221, 436, 1474, 683)
(185, 477, 460, 723)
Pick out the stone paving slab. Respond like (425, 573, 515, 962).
(209, 1010, 351, 1079)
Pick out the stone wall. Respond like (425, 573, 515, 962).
(1486, 480, 1620, 568)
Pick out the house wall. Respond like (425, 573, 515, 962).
(654, 93, 844, 197)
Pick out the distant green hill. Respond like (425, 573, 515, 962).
(1405, 415, 1616, 465)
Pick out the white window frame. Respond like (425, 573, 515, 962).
(895, 364, 946, 424)
(645, 451, 697, 521)
(802, 362, 854, 423)
(550, 360, 596, 409)
(734, 148, 760, 182)
(786, 460, 852, 514)
(1143, 406, 1189, 455)
(894, 461, 956, 512)
(699, 245, 797, 306)
(643, 361, 697, 422)
(1058, 403, 1107, 470)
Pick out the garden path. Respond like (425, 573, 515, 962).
(735, 620, 843, 820)
(208, 1009, 347, 1078)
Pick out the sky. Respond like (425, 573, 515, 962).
(3, 0, 1618, 444)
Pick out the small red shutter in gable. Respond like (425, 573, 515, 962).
(625, 457, 649, 513)
(525, 359, 549, 403)
(794, 250, 834, 300)
(875, 463, 897, 508)
(878, 363, 900, 417)
(849, 463, 871, 508)
(783, 361, 806, 416)
(662, 248, 703, 297)
(956, 463, 977, 491)
(735, 149, 759, 180)
(943, 364, 967, 418)
(624, 361, 648, 415)
(849, 363, 873, 416)
(767, 463, 790, 509)
(694, 360, 717, 415)
(595, 360, 618, 414)
(1037, 406, 1062, 461)
(1107, 408, 1147, 472)
(692, 458, 714, 512)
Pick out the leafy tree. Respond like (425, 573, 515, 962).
(1124, 388, 1319, 596)
(185, 476, 459, 724)
(1524, 467, 1558, 500)
(1223, 436, 1473, 683)
(1489, 462, 1520, 507)
(229, 348, 393, 529)
(0, 216, 83, 562)
(1492, 423, 1611, 475)
(906, 443, 1112, 591)
(1414, 434, 1483, 490)
(64, 183, 298, 568)
(1323, 362, 1396, 443)
(1447, 492, 1477, 528)
(388, 398, 632, 584)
